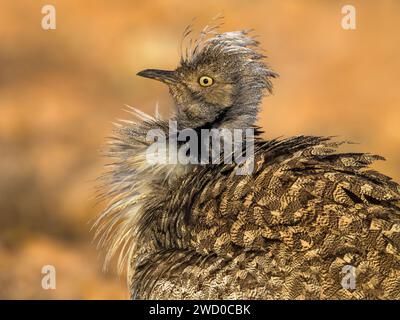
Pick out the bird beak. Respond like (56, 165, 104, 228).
(136, 69, 176, 84)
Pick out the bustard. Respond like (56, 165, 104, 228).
(94, 25, 400, 299)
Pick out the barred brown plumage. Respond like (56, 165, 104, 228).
(94, 23, 400, 299)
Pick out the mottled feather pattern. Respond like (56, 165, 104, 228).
(128, 137, 400, 299)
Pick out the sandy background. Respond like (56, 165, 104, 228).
(0, 0, 399, 299)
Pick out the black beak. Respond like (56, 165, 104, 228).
(136, 69, 176, 84)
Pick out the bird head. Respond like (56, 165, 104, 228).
(137, 29, 278, 130)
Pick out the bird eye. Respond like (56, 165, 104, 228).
(199, 76, 214, 87)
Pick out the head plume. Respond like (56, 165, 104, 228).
(174, 21, 278, 129)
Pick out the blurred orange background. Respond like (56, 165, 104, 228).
(0, 0, 399, 299)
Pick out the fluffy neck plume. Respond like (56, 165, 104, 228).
(94, 105, 189, 272)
